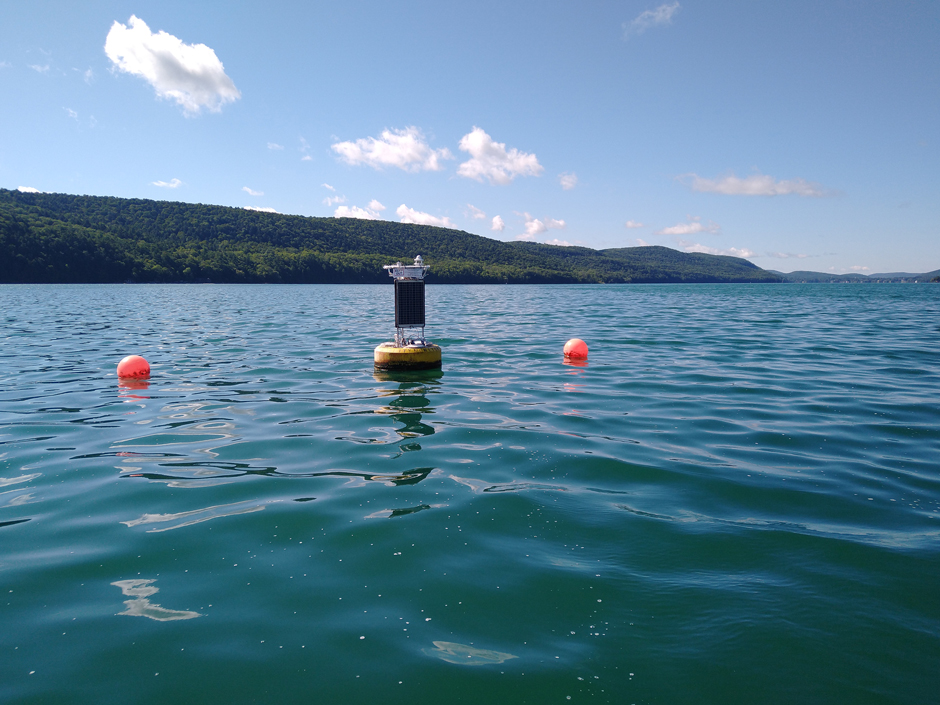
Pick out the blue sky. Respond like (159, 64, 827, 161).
(1, 1, 937, 273)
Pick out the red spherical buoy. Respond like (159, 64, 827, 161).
(117, 355, 150, 379)
(563, 338, 588, 360)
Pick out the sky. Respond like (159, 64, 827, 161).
(1, 0, 938, 274)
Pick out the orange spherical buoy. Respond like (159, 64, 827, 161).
(563, 338, 588, 360)
(117, 355, 150, 379)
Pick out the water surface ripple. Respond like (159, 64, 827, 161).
(1, 283, 938, 704)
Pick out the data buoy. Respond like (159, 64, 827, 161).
(563, 338, 588, 360)
(117, 355, 150, 379)
(374, 256, 442, 371)
(374, 342, 442, 371)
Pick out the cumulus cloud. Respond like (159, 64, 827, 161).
(466, 204, 486, 220)
(152, 178, 182, 188)
(678, 240, 756, 258)
(457, 127, 543, 185)
(335, 201, 385, 220)
(335, 205, 381, 220)
(518, 213, 566, 240)
(850, 265, 871, 272)
(685, 171, 829, 197)
(624, 220, 645, 229)
(396, 204, 456, 229)
(545, 238, 574, 247)
(655, 216, 719, 236)
(17, 186, 41, 193)
(323, 195, 346, 206)
(636, 238, 651, 246)
(104, 15, 241, 115)
(244, 206, 278, 213)
(491, 215, 505, 232)
(300, 137, 312, 161)
(558, 172, 578, 190)
(624, 2, 680, 38)
(242, 186, 263, 196)
(331, 126, 452, 172)
(267, 142, 284, 150)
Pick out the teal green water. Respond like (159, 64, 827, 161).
(1, 283, 938, 704)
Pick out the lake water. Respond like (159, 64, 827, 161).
(1, 283, 938, 704)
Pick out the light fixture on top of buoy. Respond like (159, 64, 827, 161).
(374, 255, 442, 371)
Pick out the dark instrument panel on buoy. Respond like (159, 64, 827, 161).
(394, 280, 425, 327)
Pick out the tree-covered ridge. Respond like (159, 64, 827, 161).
(773, 269, 940, 283)
(0, 189, 784, 284)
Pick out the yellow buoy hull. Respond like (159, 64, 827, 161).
(374, 343, 442, 371)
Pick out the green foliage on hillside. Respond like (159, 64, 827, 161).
(0, 189, 783, 284)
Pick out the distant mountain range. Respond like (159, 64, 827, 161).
(0, 189, 780, 284)
(2, 188, 936, 285)
(770, 270, 940, 283)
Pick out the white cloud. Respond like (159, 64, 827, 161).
(323, 195, 346, 206)
(104, 15, 241, 115)
(545, 239, 574, 247)
(335, 205, 382, 220)
(244, 206, 278, 213)
(768, 252, 809, 259)
(457, 127, 543, 185)
(678, 240, 756, 258)
(84, 68, 94, 84)
(655, 216, 719, 236)
(334, 201, 385, 220)
(152, 178, 182, 188)
(65, 108, 78, 120)
(685, 171, 829, 197)
(850, 265, 871, 272)
(29, 64, 50, 73)
(300, 137, 312, 161)
(636, 238, 651, 246)
(301, 155, 313, 162)
(624, 2, 680, 38)
(0, 61, 11, 69)
(396, 204, 456, 229)
(491, 215, 505, 232)
(521, 219, 545, 239)
(558, 172, 578, 190)
(466, 204, 486, 220)
(625, 220, 645, 229)
(17, 186, 41, 193)
(242, 186, 263, 196)
(331, 126, 452, 172)
(322, 183, 335, 191)
(518, 212, 566, 239)
(267, 142, 284, 150)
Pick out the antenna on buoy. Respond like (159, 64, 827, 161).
(374, 255, 442, 371)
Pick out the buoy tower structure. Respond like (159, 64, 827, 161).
(374, 255, 443, 371)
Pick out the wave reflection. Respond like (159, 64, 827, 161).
(112, 579, 202, 621)
(121, 499, 275, 532)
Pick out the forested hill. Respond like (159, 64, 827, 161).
(0, 189, 783, 284)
